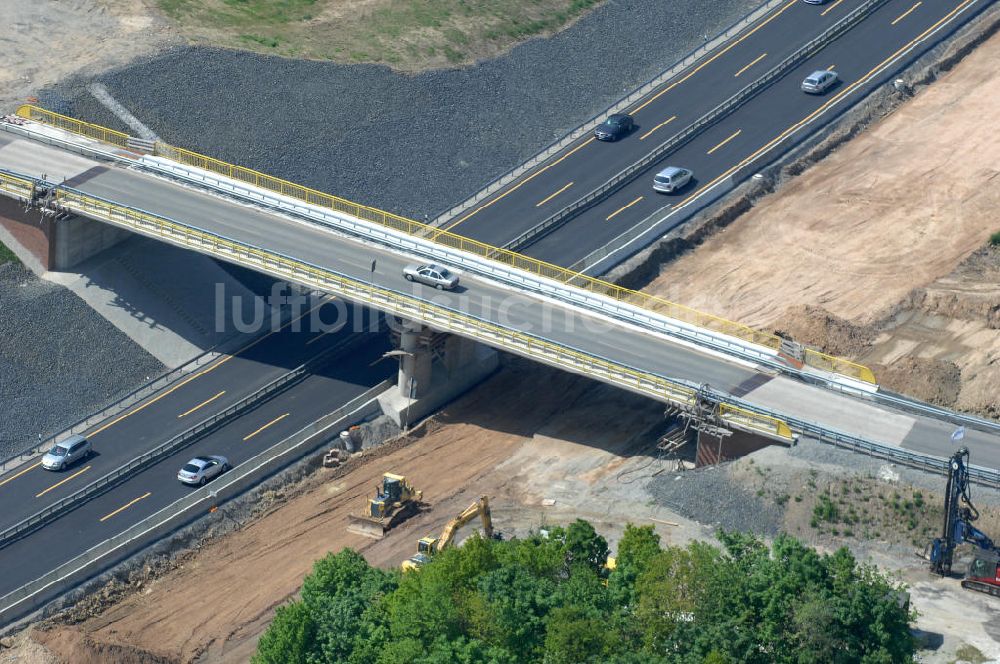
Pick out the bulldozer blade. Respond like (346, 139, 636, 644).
(347, 515, 387, 540)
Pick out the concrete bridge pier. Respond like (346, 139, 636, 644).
(378, 320, 499, 428)
(0, 196, 129, 274)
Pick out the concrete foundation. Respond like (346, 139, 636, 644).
(378, 322, 499, 428)
(0, 195, 130, 274)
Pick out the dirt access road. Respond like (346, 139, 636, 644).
(644, 19, 1000, 416)
(0, 0, 178, 113)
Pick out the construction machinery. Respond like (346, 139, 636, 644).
(927, 448, 1000, 598)
(347, 473, 423, 540)
(402, 495, 493, 570)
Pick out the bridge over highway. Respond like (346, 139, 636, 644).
(1, 0, 998, 629)
(1, 115, 999, 472)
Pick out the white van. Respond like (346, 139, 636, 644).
(653, 166, 693, 194)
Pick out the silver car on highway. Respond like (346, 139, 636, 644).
(402, 263, 459, 290)
(41, 435, 92, 471)
(177, 455, 230, 486)
(801, 70, 838, 94)
(653, 166, 693, 194)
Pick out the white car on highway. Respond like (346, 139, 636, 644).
(177, 455, 230, 486)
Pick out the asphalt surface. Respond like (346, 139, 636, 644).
(0, 0, 993, 619)
(2, 134, 998, 475)
(444, 0, 985, 266)
(0, 330, 392, 598)
(0, 297, 383, 531)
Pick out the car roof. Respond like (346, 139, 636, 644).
(656, 166, 687, 177)
(190, 456, 215, 466)
(61, 434, 87, 446)
(807, 70, 831, 78)
(607, 113, 629, 121)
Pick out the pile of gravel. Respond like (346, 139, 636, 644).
(38, 0, 758, 222)
(647, 463, 785, 537)
(0, 262, 164, 457)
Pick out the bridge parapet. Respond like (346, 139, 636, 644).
(10, 106, 876, 387)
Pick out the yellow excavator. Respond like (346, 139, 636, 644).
(402, 495, 493, 570)
(347, 472, 423, 540)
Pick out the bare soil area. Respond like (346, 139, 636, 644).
(4, 361, 998, 663)
(0, 1, 178, 113)
(642, 26, 1000, 417)
(2, 361, 693, 664)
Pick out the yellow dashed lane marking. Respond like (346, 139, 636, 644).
(178, 391, 225, 418)
(100, 491, 152, 522)
(606, 196, 644, 222)
(639, 116, 677, 141)
(36, 465, 91, 498)
(536, 182, 574, 207)
(707, 129, 742, 155)
(892, 1, 922, 25)
(734, 52, 767, 77)
(244, 413, 290, 441)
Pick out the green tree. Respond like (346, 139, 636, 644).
(544, 605, 611, 664)
(251, 600, 315, 664)
(302, 548, 397, 663)
(564, 519, 609, 573)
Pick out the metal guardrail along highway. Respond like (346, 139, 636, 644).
(498, 0, 891, 256)
(0, 383, 390, 627)
(12, 106, 875, 385)
(0, 330, 369, 551)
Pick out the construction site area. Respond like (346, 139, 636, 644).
(3, 1, 1000, 663)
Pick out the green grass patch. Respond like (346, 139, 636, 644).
(154, 0, 606, 69)
(0, 241, 19, 266)
(990, 230, 1000, 247)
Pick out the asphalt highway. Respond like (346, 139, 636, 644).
(0, 0, 993, 618)
(2, 135, 997, 475)
(441, 0, 984, 266)
(0, 331, 392, 601)
(0, 297, 383, 532)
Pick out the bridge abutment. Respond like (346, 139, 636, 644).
(378, 320, 499, 428)
(0, 196, 129, 274)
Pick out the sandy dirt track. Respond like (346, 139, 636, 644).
(645, 29, 1000, 328)
(0, 0, 177, 113)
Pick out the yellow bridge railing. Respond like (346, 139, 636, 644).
(51, 187, 702, 409)
(719, 403, 794, 443)
(0, 170, 35, 200)
(15, 104, 875, 385)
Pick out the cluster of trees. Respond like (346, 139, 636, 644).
(253, 521, 915, 664)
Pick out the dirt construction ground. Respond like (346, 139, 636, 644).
(0, 1, 178, 113)
(645, 21, 1000, 417)
(5, 6, 1000, 664)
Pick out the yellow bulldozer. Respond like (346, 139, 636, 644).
(347, 472, 423, 540)
(402, 495, 493, 571)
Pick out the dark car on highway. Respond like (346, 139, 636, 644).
(594, 114, 634, 141)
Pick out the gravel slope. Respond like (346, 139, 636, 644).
(0, 263, 164, 457)
(39, 0, 759, 220)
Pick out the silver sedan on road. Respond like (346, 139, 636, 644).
(402, 263, 460, 290)
(177, 455, 230, 486)
(801, 69, 838, 94)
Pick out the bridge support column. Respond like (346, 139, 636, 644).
(0, 196, 129, 274)
(378, 320, 499, 428)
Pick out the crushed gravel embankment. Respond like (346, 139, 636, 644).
(0, 263, 164, 457)
(39, 0, 758, 220)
